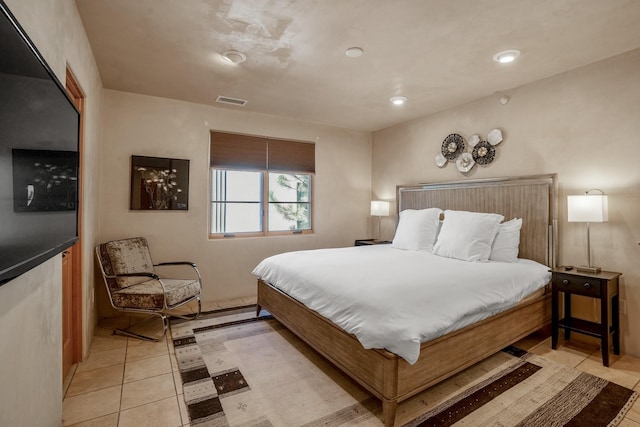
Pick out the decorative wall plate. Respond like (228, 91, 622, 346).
(456, 152, 475, 173)
(487, 128, 503, 145)
(472, 141, 496, 165)
(441, 133, 465, 160)
(469, 134, 480, 147)
(435, 152, 447, 167)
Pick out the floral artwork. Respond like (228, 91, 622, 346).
(12, 149, 78, 212)
(130, 155, 189, 210)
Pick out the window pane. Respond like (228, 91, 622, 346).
(269, 203, 311, 231)
(211, 170, 262, 202)
(267, 173, 311, 232)
(211, 170, 263, 234)
(268, 173, 310, 202)
(211, 202, 262, 233)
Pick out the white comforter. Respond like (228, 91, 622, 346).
(252, 245, 551, 364)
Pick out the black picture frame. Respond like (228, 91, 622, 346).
(130, 155, 189, 210)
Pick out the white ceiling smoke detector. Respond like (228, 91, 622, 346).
(221, 50, 247, 64)
(345, 47, 364, 58)
(493, 49, 521, 63)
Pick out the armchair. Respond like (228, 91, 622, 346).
(96, 237, 201, 341)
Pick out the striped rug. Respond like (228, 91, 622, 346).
(170, 306, 638, 426)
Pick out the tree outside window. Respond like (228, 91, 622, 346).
(268, 173, 310, 231)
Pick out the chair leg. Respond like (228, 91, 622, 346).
(170, 297, 201, 321)
(162, 314, 169, 337)
(113, 314, 166, 342)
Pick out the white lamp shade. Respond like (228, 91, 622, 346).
(370, 200, 390, 217)
(567, 195, 608, 222)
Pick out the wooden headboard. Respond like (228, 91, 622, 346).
(397, 174, 557, 266)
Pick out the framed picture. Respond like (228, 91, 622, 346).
(130, 155, 189, 210)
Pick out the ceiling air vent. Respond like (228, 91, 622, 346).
(216, 96, 247, 107)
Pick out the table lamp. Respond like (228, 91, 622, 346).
(370, 201, 390, 241)
(567, 189, 608, 273)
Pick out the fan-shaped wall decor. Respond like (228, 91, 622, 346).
(456, 152, 475, 173)
(487, 128, 503, 145)
(469, 134, 481, 147)
(434, 129, 504, 173)
(472, 141, 496, 165)
(441, 133, 465, 160)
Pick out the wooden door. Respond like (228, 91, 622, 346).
(62, 249, 74, 379)
(63, 67, 84, 383)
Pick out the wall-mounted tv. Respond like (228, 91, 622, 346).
(0, 0, 80, 286)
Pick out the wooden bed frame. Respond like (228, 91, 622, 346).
(257, 174, 557, 426)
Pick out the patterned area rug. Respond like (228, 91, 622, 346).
(170, 305, 637, 426)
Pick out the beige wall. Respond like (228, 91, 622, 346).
(0, 260, 63, 426)
(372, 48, 640, 357)
(0, 0, 103, 424)
(98, 90, 371, 306)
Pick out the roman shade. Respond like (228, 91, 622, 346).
(210, 131, 267, 170)
(210, 131, 315, 174)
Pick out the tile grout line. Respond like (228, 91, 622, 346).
(116, 336, 130, 425)
(119, 314, 134, 424)
(168, 323, 190, 426)
(165, 330, 183, 425)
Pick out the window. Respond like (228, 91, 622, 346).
(210, 131, 314, 238)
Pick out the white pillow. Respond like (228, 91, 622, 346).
(490, 218, 523, 263)
(433, 210, 504, 261)
(391, 208, 443, 251)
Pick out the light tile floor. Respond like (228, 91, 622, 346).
(63, 301, 640, 426)
(62, 297, 255, 427)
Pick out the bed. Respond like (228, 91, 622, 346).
(255, 174, 557, 426)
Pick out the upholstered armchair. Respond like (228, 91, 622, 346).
(96, 237, 201, 341)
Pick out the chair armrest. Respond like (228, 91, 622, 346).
(153, 262, 202, 288)
(105, 272, 160, 280)
(155, 261, 197, 268)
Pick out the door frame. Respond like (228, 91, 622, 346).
(65, 66, 85, 369)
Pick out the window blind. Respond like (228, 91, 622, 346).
(210, 131, 314, 174)
(268, 138, 315, 173)
(210, 131, 267, 170)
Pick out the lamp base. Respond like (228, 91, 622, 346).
(576, 265, 601, 274)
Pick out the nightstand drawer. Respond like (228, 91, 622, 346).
(555, 274, 600, 297)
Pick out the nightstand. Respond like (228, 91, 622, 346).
(550, 267, 622, 366)
(354, 239, 392, 246)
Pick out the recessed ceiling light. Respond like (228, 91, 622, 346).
(493, 49, 520, 64)
(221, 50, 246, 64)
(345, 47, 364, 58)
(390, 96, 407, 105)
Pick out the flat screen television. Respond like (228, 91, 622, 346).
(0, 0, 80, 286)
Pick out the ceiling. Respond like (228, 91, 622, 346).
(75, 0, 640, 132)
